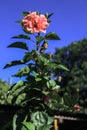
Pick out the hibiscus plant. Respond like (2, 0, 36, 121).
(4, 11, 79, 130)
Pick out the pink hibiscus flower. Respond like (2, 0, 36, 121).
(22, 12, 49, 33)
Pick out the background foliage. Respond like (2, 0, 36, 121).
(53, 38, 87, 113)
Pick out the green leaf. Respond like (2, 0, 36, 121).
(45, 13, 54, 19)
(12, 34, 30, 40)
(45, 32, 60, 40)
(63, 94, 73, 107)
(48, 93, 62, 110)
(63, 94, 78, 107)
(23, 50, 38, 63)
(38, 125, 53, 130)
(47, 62, 69, 71)
(42, 91, 49, 95)
(13, 67, 30, 77)
(31, 111, 53, 127)
(57, 64, 69, 71)
(13, 114, 18, 130)
(49, 80, 56, 87)
(8, 80, 24, 92)
(22, 122, 35, 130)
(36, 36, 44, 42)
(23, 52, 33, 63)
(8, 42, 29, 50)
(35, 77, 42, 82)
(22, 11, 29, 17)
(39, 55, 49, 65)
(52, 85, 60, 90)
(4, 60, 24, 69)
(33, 71, 42, 81)
(12, 113, 28, 130)
(46, 80, 57, 90)
(33, 71, 39, 77)
(23, 29, 33, 34)
(16, 20, 22, 23)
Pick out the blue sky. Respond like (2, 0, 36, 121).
(0, 0, 87, 83)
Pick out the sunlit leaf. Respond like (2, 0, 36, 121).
(13, 113, 28, 130)
(8, 80, 24, 92)
(22, 122, 35, 130)
(31, 111, 53, 127)
(38, 125, 53, 130)
(57, 64, 69, 71)
(13, 67, 30, 77)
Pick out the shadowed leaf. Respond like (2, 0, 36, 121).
(45, 32, 60, 40)
(22, 11, 29, 17)
(4, 60, 24, 69)
(36, 36, 44, 42)
(16, 20, 22, 23)
(45, 12, 54, 19)
(7, 42, 29, 50)
(12, 34, 30, 40)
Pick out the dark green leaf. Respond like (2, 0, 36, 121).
(48, 13, 54, 18)
(8, 42, 29, 50)
(23, 52, 33, 63)
(36, 36, 44, 42)
(23, 29, 33, 34)
(11, 95, 19, 104)
(4, 60, 24, 69)
(63, 94, 73, 107)
(36, 11, 40, 15)
(45, 32, 60, 40)
(45, 13, 54, 19)
(22, 11, 29, 17)
(16, 20, 22, 23)
(47, 63, 69, 71)
(12, 34, 30, 40)
(23, 50, 38, 63)
(48, 93, 63, 110)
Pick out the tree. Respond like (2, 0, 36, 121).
(53, 39, 87, 113)
(0, 79, 10, 104)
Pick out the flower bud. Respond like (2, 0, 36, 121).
(43, 42, 48, 49)
(74, 104, 80, 112)
(58, 76, 62, 82)
(40, 41, 48, 54)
